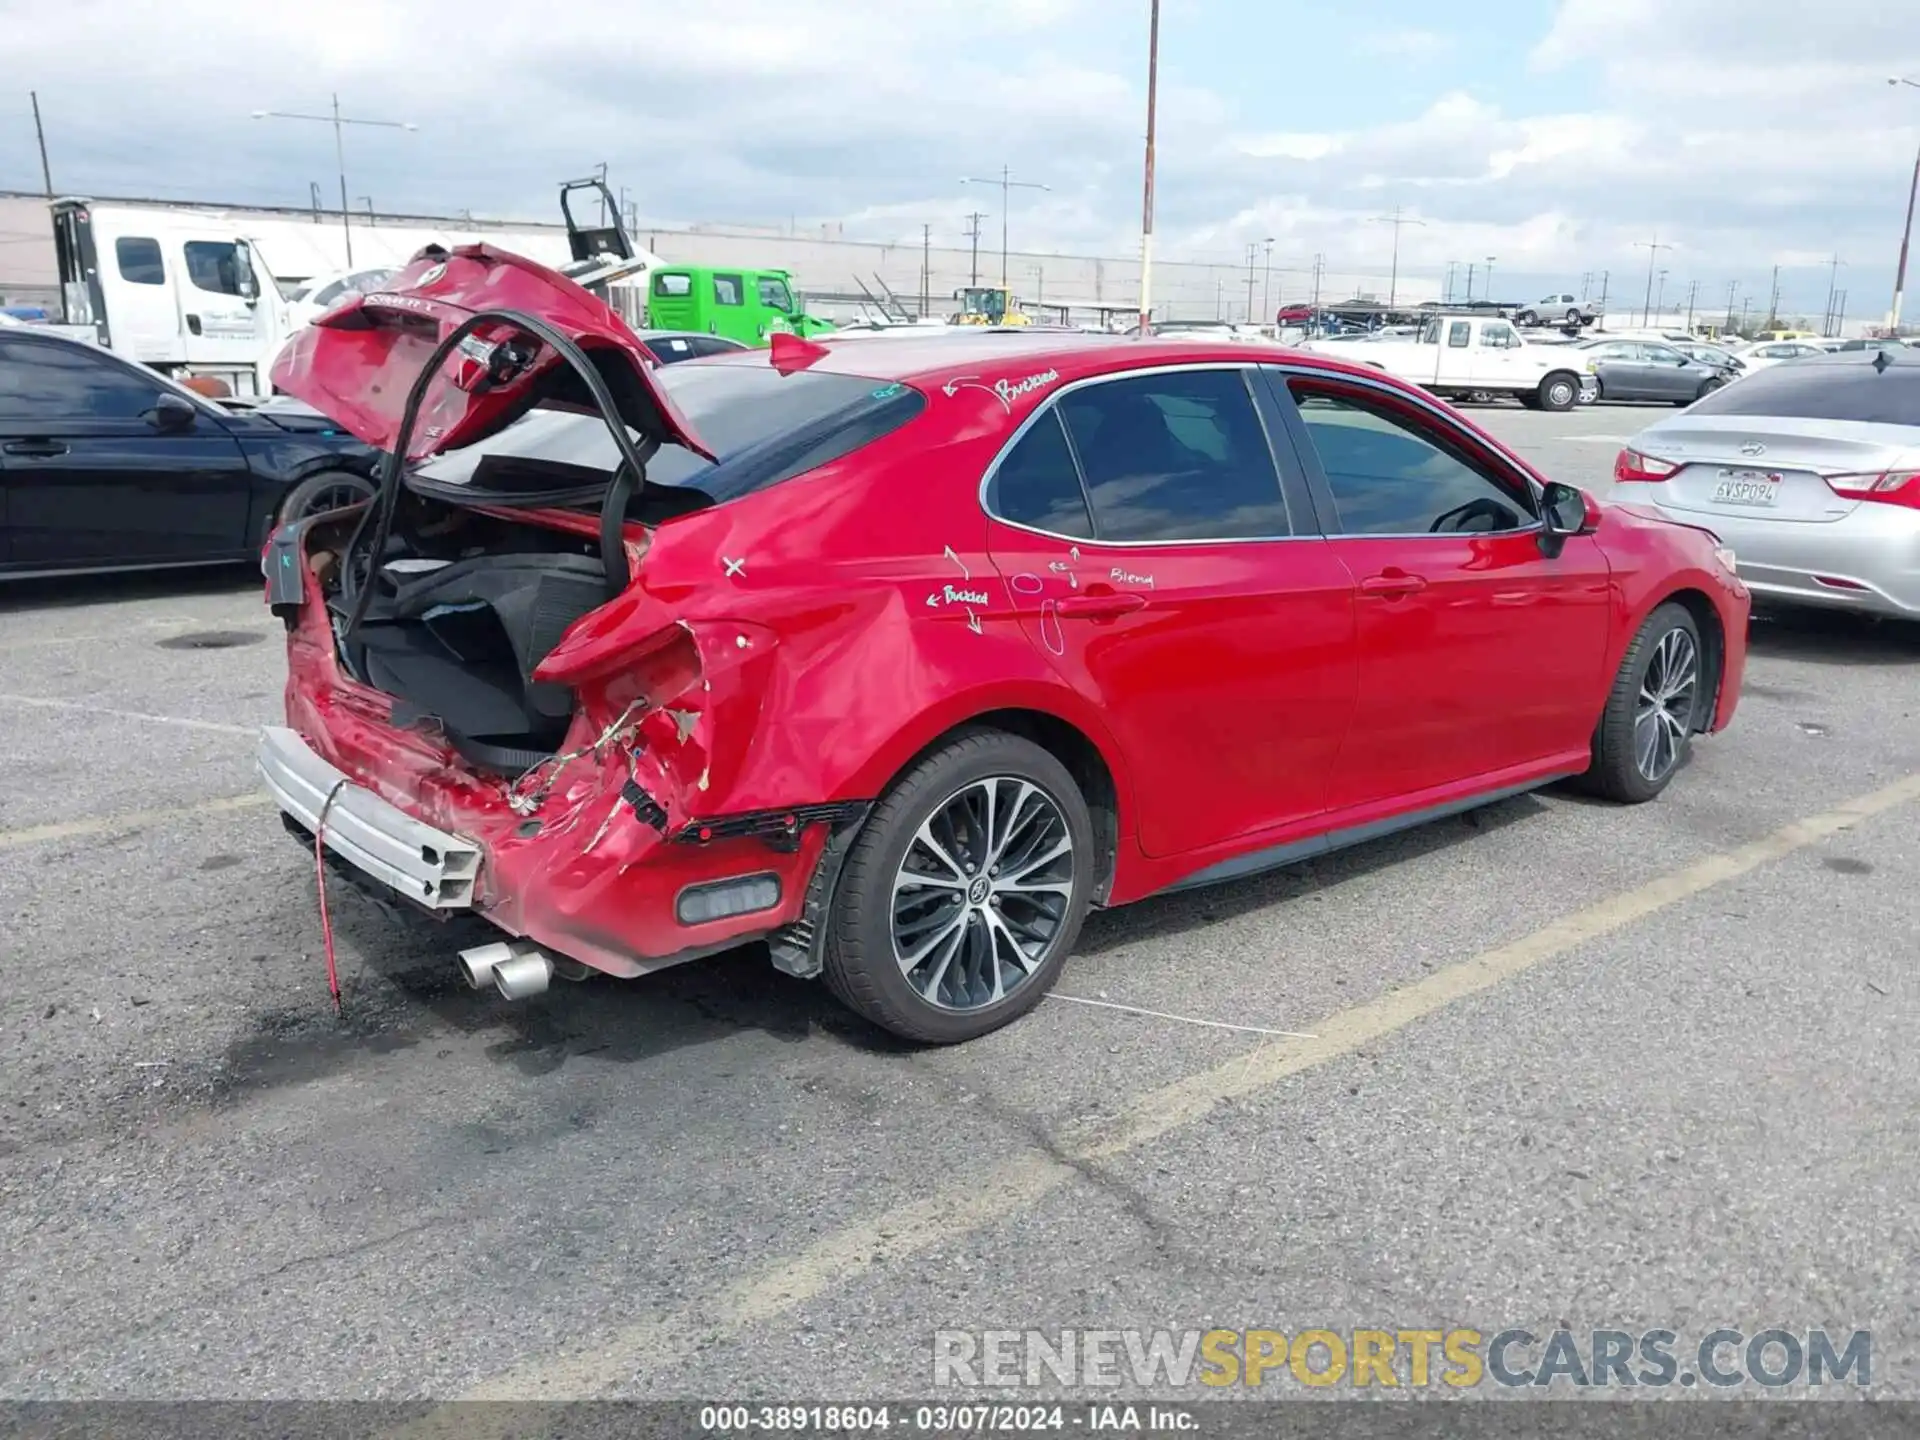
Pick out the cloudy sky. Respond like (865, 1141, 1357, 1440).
(4, 0, 1919, 316)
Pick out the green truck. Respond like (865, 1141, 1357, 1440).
(645, 266, 835, 346)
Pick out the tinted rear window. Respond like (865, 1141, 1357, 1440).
(1686, 359, 1920, 425)
(417, 365, 925, 506)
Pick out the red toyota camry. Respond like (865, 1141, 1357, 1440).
(260, 246, 1748, 1043)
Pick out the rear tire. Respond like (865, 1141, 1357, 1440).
(1537, 372, 1580, 411)
(276, 468, 374, 525)
(1575, 602, 1706, 804)
(822, 729, 1093, 1044)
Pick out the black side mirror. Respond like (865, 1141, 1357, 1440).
(147, 393, 198, 433)
(1538, 481, 1594, 557)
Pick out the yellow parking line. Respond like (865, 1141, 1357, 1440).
(0, 792, 273, 852)
(452, 770, 1920, 1403)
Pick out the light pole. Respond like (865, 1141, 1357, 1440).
(1886, 77, 1920, 330)
(1261, 238, 1275, 326)
(1654, 268, 1668, 321)
(1137, 0, 1160, 335)
(251, 94, 415, 266)
(962, 165, 1050, 291)
(1369, 206, 1426, 310)
(1636, 235, 1672, 325)
(1484, 255, 1496, 303)
(1244, 241, 1260, 324)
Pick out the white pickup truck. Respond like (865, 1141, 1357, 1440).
(1301, 314, 1595, 410)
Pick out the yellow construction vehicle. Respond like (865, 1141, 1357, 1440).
(951, 286, 1030, 326)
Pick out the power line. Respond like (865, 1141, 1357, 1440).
(961, 165, 1049, 289)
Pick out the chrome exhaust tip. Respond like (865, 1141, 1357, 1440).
(456, 941, 518, 991)
(492, 949, 555, 1001)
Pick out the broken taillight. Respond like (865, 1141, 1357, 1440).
(1825, 470, 1920, 509)
(1613, 448, 1678, 484)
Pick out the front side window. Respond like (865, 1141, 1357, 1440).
(1287, 382, 1535, 536)
(115, 237, 164, 286)
(183, 241, 244, 296)
(0, 337, 165, 420)
(1054, 368, 1290, 542)
(713, 274, 744, 306)
(756, 276, 794, 311)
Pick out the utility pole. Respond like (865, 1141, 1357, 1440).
(1684, 278, 1699, 330)
(1580, 270, 1593, 296)
(1655, 268, 1668, 321)
(1137, 0, 1160, 334)
(252, 94, 416, 267)
(921, 223, 931, 317)
(1261, 238, 1275, 325)
(30, 91, 53, 196)
(1724, 280, 1740, 332)
(1597, 270, 1610, 315)
(1369, 205, 1427, 309)
(1244, 241, 1260, 324)
(1464, 262, 1476, 303)
(1886, 78, 1920, 329)
(1823, 254, 1846, 336)
(1310, 252, 1325, 312)
(963, 165, 1050, 291)
(962, 211, 987, 287)
(308, 182, 323, 223)
(1484, 256, 1497, 303)
(1442, 260, 1456, 303)
(1766, 264, 1782, 327)
(1635, 235, 1672, 325)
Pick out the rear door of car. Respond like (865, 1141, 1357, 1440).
(982, 362, 1358, 859)
(0, 334, 253, 567)
(1269, 368, 1613, 811)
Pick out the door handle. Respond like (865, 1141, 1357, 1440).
(1360, 571, 1427, 597)
(1056, 591, 1147, 621)
(2, 440, 68, 458)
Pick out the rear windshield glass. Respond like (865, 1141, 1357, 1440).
(415, 364, 925, 506)
(1686, 358, 1920, 425)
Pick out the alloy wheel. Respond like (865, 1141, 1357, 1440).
(1634, 628, 1699, 782)
(890, 776, 1076, 1011)
(290, 480, 372, 520)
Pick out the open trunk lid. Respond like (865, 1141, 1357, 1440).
(269, 243, 714, 463)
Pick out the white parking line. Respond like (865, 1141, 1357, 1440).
(1556, 434, 1636, 442)
(0, 692, 254, 736)
(1048, 992, 1317, 1039)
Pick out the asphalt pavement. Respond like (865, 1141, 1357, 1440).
(2, 405, 1917, 1408)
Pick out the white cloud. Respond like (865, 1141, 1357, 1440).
(0, 0, 1914, 314)
(1356, 28, 1454, 63)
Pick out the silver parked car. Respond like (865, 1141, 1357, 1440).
(1576, 337, 1737, 404)
(1613, 349, 1920, 618)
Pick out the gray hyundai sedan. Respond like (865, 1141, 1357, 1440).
(1612, 348, 1919, 618)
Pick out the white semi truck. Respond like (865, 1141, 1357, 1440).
(49, 195, 658, 396)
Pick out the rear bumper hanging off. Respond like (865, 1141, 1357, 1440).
(258, 725, 481, 910)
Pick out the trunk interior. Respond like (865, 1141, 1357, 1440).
(317, 499, 614, 775)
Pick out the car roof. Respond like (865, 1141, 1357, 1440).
(696, 329, 1313, 388)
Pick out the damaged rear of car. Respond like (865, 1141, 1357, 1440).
(259, 244, 947, 1002)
